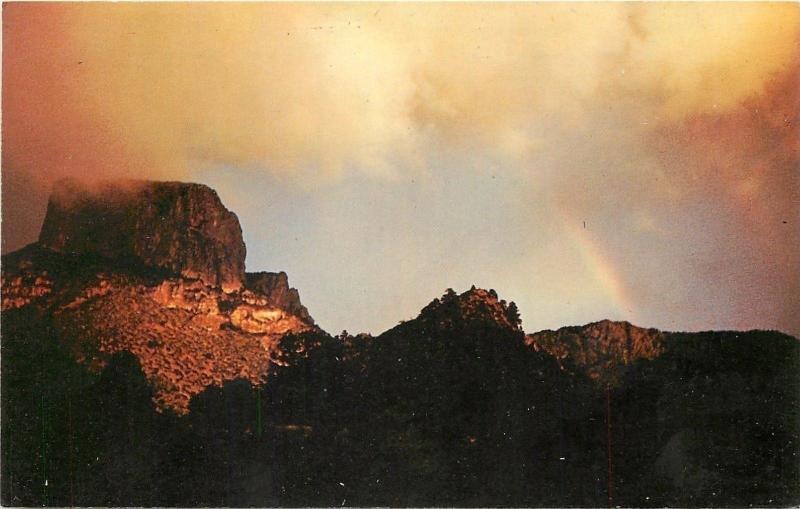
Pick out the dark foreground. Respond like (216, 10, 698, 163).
(2, 291, 798, 507)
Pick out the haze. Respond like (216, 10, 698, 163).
(3, 3, 798, 336)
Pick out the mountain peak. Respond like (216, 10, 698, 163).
(2, 178, 317, 413)
(39, 178, 246, 292)
(415, 286, 522, 332)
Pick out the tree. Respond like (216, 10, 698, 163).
(506, 301, 521, 329)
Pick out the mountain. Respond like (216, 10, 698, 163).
(38, 178, 247, 292)
(527, 319, 665, 385)
(2, 179, 314, 413)
(2, 179, 798, 507)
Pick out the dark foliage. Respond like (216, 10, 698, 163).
(2, 298, 798, 506)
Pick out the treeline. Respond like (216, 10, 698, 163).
(2, 299, 798, 506)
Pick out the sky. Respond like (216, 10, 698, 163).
(2, 2, 799, 337)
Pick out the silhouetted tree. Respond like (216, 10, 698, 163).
(506, 301, 521, 329)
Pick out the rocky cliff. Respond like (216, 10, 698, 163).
(3, 179, 315, 413)
(246, 271, 313, 324)
(39, 178, 246, 292)
(526, 319, 665, 385)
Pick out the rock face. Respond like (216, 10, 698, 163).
(246, 271, 314, 324)
(1, 248, 316, 414)
(39, 178, 246, 292)
(526, 319, 665, 385)
(1, 179, 317, 413)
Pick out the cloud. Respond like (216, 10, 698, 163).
(5, 3, 797, 182)
(3, 3, 799, 335)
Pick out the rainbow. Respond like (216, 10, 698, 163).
(559, 213, 638, 323)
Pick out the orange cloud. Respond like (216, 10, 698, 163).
(5, 3, 798, 184)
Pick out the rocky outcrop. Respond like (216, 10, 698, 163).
(39, 178, 246, 292)
(245, 271, 314, 324)
(1, 252, 315, 414)
(54, 274, 274, 412)
(526, 319, 665, 385)
(1, 179, 318, 413)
